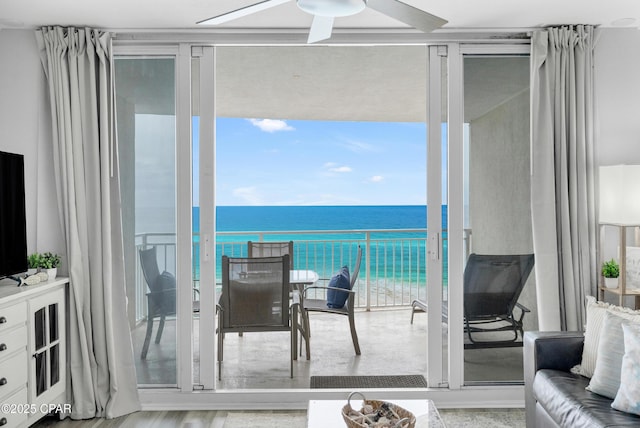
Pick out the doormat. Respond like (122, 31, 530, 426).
(310, 375, 427, 389)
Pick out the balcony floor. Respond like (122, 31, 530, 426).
(133, 307, 524, 388)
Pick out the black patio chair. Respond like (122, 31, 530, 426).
(139, 246, 200, 359)
(217, 254, 299, 379)
(248, 240, 294, 268)
(411, 253, 534, 349)
(462, 253, 534, 349)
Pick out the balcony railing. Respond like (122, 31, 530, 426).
(134, 229, 470, 322)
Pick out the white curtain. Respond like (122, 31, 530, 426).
(530, 25, 598, 331)
(35, 26, 140, 419)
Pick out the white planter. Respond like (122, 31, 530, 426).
(604, 277, 619, 289)
(44, 268, 57, 280)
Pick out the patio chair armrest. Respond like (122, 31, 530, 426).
(515, 302, 530, 323)
(147, 288, 176, 296)
(302, 285, 355, 298)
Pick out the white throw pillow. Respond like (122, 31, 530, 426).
(574, 296, 640, 378)
(586, 312, 629, 398)
(612, 323, 640, 415)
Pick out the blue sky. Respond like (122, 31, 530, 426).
(195, 117, 431, 206)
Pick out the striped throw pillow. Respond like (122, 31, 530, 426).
(574, 296, 640, 378)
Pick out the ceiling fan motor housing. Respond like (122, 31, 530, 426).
(297, 0, 366, 17)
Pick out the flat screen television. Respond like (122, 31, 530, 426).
(0, 151, 28, 280)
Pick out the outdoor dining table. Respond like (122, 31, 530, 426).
(289, 269, 318, 357)
(290, 269, 319, 292)
(240, 269, 318, 291)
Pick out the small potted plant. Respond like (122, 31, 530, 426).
(39, 252, 61, 280)
(602, 258, 620, 289)
(27, 253, 41, 276)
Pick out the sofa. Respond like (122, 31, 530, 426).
(524, 331, 640, 427)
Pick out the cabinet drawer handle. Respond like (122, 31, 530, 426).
(0, 344, 6, 351)
(0, 417, 6, 426)
(0, 378, 6, 385)
(0, 316, 6, 324)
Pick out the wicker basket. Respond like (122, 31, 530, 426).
(341, 392, 416, 428)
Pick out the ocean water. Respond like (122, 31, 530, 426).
(190, 205, 448, 283)
(212, 205, 433, 232)
(196, 205, 447, 232)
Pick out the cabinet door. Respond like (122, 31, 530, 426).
(28, 287, 66, 412)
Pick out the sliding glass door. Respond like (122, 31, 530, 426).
(453, 51, 534, 385)
(114, 56, 179, 386)
(113, 40, 534, 403)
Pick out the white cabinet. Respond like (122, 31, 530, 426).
(28, 287, 66, 421)
(0, 302, 28, 428)
(0, 278, 67, 428)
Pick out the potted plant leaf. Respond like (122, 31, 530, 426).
(27, 253, 41, 276)
(39, 252, 61, 280)
(602, 258, 620, 289)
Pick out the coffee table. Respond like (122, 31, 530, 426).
(307, 398, 446, 427)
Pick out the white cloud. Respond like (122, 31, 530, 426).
(232, 186, 263, 205)
(248, 118, 294, 133)
(328, 165, 352, 173)
(322, 162, 352, 175)
(369, 175, 384, 182)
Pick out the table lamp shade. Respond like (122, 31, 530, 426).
(599, 165, 640, 225)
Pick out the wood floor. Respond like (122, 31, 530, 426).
(32, 408, 527, 428)
(32, 410, 307, 428)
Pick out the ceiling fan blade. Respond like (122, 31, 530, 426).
(197, 0, 291, 25)
(366, 0, 447, 33)
(307, 15, 334, 43)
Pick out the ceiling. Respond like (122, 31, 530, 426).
(2, 1, 634, 123)
(0, 0, 639, 32)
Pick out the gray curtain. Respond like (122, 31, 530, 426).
(35, 26, 140, 419)
(530, 25, 597, 331)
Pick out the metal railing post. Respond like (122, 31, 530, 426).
(365, 231, 371, 311)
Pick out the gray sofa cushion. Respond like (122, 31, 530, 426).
(534, 369, 640, 427)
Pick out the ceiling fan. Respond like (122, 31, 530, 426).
(197, 0, 447, 44)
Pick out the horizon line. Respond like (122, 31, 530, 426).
(195, 204, 441, 208)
